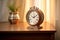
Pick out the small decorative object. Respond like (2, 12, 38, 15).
(26, 6, 44, 26)
(8, 4, 20, 24)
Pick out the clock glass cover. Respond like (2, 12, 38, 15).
(26, 6, 44, 26)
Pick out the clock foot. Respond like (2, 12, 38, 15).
(27, 25, 43, 31)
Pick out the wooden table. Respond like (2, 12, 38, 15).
(0, 22, 56, 40)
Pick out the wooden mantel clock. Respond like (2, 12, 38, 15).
(26, 6, 44, 26)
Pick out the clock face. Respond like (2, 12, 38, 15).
(29, 11, 39, 25)
(26, 6, 44, 26)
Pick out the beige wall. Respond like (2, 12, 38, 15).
(0, 0, 2, 21)
(55, 0, 60, 40)
(15, 0, 25, 22)
(0, 0, 9, 22)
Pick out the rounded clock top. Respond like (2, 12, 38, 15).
(26, 6, 44, 26)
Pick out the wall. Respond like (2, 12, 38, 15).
(55, 0, 60, 40)
(15, 0, 25, 22)
(0, 0, 9, 22)
(0, 0, 2, 21)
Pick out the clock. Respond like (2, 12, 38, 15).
(26, 6, 44, 26)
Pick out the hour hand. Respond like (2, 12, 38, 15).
(33, 15, 37, 18)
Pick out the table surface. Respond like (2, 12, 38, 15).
(0, 22, 56, 31)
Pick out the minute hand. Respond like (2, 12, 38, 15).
(33, 15, 37, 18)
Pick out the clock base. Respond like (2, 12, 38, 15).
(27, 25, 43, 31)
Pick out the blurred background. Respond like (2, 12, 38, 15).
(0, 0, 60, 40)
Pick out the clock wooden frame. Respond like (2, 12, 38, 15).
(26, 6, 44, 26)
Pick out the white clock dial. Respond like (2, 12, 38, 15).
(29, 11, 39, 25)
(26, 6, 44, 26)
